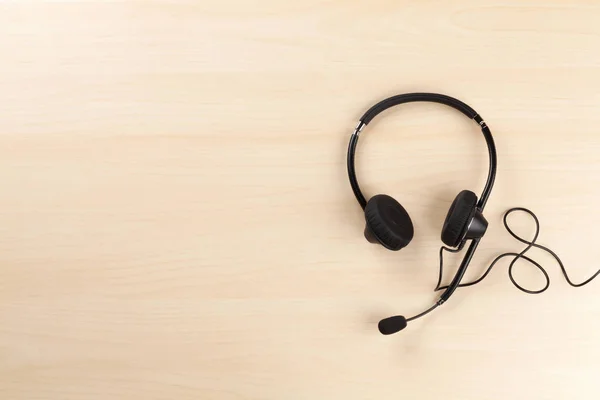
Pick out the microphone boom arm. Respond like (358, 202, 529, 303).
(438, 238, 481, 304)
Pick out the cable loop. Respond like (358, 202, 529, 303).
(435, 208, 600, 294)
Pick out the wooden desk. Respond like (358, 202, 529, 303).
(1, 2, 599, 399)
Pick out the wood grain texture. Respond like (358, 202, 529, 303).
(1, 1, 599, 399)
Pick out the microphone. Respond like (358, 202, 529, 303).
(378, 316, 407, 335)
(378, 302, 441, 335)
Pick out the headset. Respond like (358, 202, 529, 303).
(347, 93, 498, 335)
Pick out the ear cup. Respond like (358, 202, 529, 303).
(364, 195, 414, 251)
(441, 190, 478, 247)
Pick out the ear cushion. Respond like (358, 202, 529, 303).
(441, 190, 477, 247)
(364, 195, 414, 251)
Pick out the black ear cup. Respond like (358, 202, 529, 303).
(364, 195, 414, 251)
(441, 190, 478, 247)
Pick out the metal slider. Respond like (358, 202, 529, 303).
(352, 121, 365, 137)
(474, 114, 488, 129)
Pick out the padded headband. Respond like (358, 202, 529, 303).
(347, 92, 497, 210)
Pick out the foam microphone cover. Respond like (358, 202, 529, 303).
(378, 315, 408, 335)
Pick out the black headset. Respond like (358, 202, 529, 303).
(347, 93, 498, 335)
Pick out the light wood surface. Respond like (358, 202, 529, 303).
(1, 1, 600, 399)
